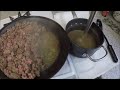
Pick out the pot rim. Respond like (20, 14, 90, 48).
(67, 23, 104, 50)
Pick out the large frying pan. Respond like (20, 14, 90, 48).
(0, 13, 70, 79)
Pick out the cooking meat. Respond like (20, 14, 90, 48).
(0, 21, 47, 79)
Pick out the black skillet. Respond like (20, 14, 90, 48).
(0, 12, 70, 79)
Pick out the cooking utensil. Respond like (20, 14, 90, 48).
(0, 11, 70, 79)
(96, 19, 118, 63)
(66, 11, 108, 62)
(85, 11, 96, 33)
(71, 11, 96, 35)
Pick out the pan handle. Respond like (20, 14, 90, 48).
(86, 45, 108, 62)
(71, 11, 78, 19)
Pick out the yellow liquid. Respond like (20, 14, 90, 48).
(68, 30, 97, 48)
(31, 31, 60, 70)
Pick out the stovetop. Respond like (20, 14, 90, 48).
(0, 11, 77, 79)
(0, 11, 118, 79)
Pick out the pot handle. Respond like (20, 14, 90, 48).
(86, 45, 108, 62)
(96, 19, 103, 30)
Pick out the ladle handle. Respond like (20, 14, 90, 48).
(71, 11, 78, 18)
(85, 11, 96, 32)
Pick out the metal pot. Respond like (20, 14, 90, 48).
(66, 11, 108, 62)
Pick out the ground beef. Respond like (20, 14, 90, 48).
(0, 20, 47, 79)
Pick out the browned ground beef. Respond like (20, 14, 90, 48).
(0, 21, 47, 79)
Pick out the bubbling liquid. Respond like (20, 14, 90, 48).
(68, 30, 97, 49)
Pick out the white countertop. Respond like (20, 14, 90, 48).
(0, 11, 119, 79)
